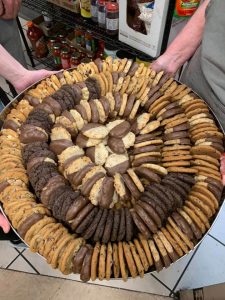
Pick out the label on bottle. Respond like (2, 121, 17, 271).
(86, 40, 92, 52)
(91, 5, 98, 18)
(53, 56, 61, 66)
(61, 58, 70, 69)
(106, 18, 119, 31)
(98, 11, 106, 25)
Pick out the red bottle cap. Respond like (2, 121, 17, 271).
(106, 2, 119, 11)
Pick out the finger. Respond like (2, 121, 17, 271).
(0, 1, 5, 16)
(2, 0, 17, 19)
(0, 213, 11, 233)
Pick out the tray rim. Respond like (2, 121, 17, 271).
(1, 72, 224, 276)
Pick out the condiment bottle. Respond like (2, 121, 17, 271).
(26, 21, 48, 58)
(52, 43, 62, 69)
(80, 0, 91, 18)
(85, 31, 96, 52)
(106, 2, 119, 36)
(60, 48, 71, 69)
(91, 0, 98, 22)
(98, 0, 106, 28)
(70, 52, 81, 68)
(47, 37, 56, 54)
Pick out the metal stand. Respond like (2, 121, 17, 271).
(16, 16, 36, 68)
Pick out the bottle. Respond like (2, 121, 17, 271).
(70, 52, 81, 68)
(91, 0, 98, 22)
(52, 43, 62, 69)
(95, 40, 105, 59)
(106, 2, 119, 36)
(27, 21, 48, 58)
(61, 48, 71, 69)
(80, 0, 91, 18)
(174, 0, 201, 17)
(98, 0, 106, 28)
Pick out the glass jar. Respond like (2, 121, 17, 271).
(47, 37, 56, 53)
(61, 48, 71, 69)
(61, 39, 70, 52)
(106, 2, 119, 36)
(98, 0, 106, 28)
(87, 52, 94, 61)
(78, 48, 86, 59)
(95, 39, 105, 59)
(91, 0, 98, 22)
(85, 30, 96, 52)
(79, 0, 91, 18)
(75, 26, 86, 47)
(70, 52, 81, 68)
(70, 44, 77, 53)
(57, 33, 66, 42)
(52, 43, 62, 69)
(104, 43, 117, 59)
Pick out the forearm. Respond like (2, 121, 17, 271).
(165, 0, 210, 68)
(0, 45, 28, 86)
(152, 0, 210, 74)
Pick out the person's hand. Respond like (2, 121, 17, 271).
(14, 69, 56, 94)
(151, 53, 181, 76)
(0, 213, 10, 233)
(0, 0, 21, 20)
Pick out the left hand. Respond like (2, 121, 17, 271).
(14, 69, 56, 94)
(0, 213, 10, 233)
(0, 0, 21, 20)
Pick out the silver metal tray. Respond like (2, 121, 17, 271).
(1, 75, 224, 273)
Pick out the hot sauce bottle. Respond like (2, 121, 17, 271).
(174, 0, 201, 17)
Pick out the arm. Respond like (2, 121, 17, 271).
(0, 0, 21, 19)
(151, 0, 210, 74)
(0, 45, 55, 93)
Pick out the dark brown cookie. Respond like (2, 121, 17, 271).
(135, 167, 161, 184)
(70, 203, 95, 231)
(102, 209, 114, 244)
(130, 209, 151, 239)
(93, 209, 108, 242)
(125, 208, 133, 242)
(76, 207, 99, 234)
(123, 174, 141, 200)
(135, 203, 158, 234)
(111, 209, 121, 242)
(117, 208, 126, 241)
(83, 208, 104, 240)
(66, 196, 89, 222)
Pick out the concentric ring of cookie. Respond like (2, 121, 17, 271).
(17, 62, 223, 248)
(2, 58, 221, 282)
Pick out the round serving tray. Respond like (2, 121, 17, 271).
(1, 72, 224, 276)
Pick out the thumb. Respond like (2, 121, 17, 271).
(0, 213, 11, 233)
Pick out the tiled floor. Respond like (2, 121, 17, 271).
(0, 269, 168, 300)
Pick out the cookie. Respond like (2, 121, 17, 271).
(105, 154, 130, 176)
(123, 242, 138, 278)
(140, 120, 161, 135)
(80, 246, 93, 282)
(104, 242, 113, 280)
(129, 241, 144, 277)
(130, 209, 151, 239)
(91, 242, 101, 281)
(118, 242, 128, 281)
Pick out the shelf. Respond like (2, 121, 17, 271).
(22, 0, 153, 61)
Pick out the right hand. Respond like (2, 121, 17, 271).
(151, 53, 180, 76)
(0, 0, 21, 20)
(0, 213, 10, 233)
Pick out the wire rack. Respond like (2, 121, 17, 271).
(22, 0, 156, 61)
